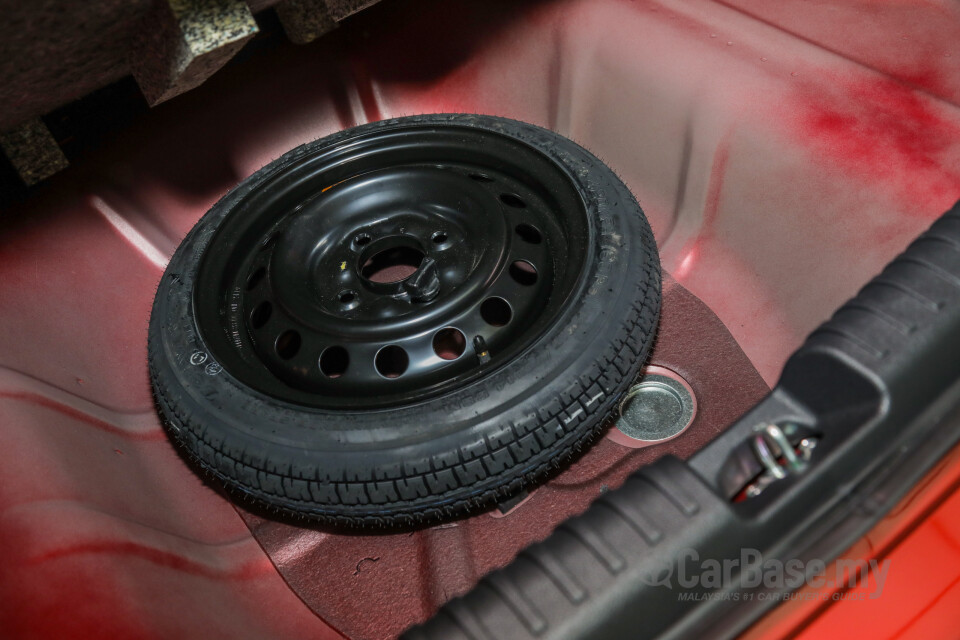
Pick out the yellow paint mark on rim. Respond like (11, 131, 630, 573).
(322, 177, 352, 193)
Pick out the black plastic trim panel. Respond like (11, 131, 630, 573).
(405, 201, 960, 639)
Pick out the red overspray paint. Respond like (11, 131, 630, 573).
(703, 133, 733, 232)
(717, 0, 960, 106)
(1, 0, 959, 638)
(794, 73, 960, 214)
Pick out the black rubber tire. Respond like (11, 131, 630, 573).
(149, 114, 661, 529)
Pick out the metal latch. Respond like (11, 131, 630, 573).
(743, 423, 818, 498)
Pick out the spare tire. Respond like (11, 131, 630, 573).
(148, 114, 661, 528)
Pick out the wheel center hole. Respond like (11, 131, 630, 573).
(360, 243, 425, 284)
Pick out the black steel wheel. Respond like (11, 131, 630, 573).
(149, 114, 661, 528)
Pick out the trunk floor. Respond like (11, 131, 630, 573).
(2, 0, 959, 638)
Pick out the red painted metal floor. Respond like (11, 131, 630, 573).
(2, 0, 959, 638)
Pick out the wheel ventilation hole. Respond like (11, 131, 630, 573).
(500, 193, 526, 208)
(515, 223, 543, 244)
(375, 345, 409, 378)
(320, 346, 349, 378)
(509, 260, 538, 286)
(250, 301, 272, 329)
(246, 267, 266, 290)
(433, 328, 466, 360)
(480, 297, 512, 327)
(276, 330, 301, 359)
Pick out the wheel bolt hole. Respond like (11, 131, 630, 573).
(433, 328, 466, 360)
(354, 233, 372, 247)
(320, 346, 349, 378)
(515, 223, 543, 244)
(275, 330, 301, 360)
(431, 231, 449, 245)
(480, 297, 512, 327)
(338, 289, 358, 304)
(500, 193, 526, 208)
(250, 301, 272, 329)
(375, 345, 409, 378)
(510, 260, 538, 286)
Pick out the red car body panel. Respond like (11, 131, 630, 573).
(1, 0, 958, 638)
